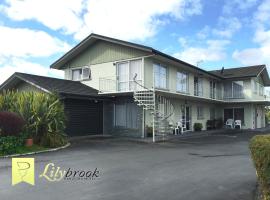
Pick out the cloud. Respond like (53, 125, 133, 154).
(0, 0, 85, 35)
(232, 0, 270, 66)
(222, 0, 258, 14)
(1, 0, 203, 41)
(0, 25, 69, 84)
(174, 39, 230, 65)
(75, 0, 203, 41)
(0, 25, 71, 58)
(0, 58, 64, 84)
(212, 17, 242, 38)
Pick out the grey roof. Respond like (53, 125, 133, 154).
(0, 72, 99, 97)
(209, 65, 266, 78)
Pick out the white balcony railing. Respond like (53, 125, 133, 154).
(99, 76, 144, 93)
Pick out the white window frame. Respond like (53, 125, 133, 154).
(154, 63, 167, 89)
(71, 66, 91, 81)
(224, 81, 244, 99)
(116, 59, 143, 92)
(194, 76, 203, 97)
(176, 71, 189, 93)
(253, 80, 258, 94)
(197, 106, 204, 120)
(259, 84, 264, 96)
(210, 80, 216, 99)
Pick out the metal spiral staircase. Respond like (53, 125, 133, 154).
(133, 74, 174, 142)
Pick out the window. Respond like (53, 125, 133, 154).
(176, 72, 188, 93)
(224, 81, 244, 98)
(71, 67, 91, 81)
(253, 80, 258, 94)
(233, 81, 244, 98)
(154, 64, 167, 89)
(210, 81, 216, 99)
(210, 108, 215, 120)
(259, 84, 264, 96)
(224, 108, 244, 124)
(117, 59, 142, 91)
(197, 106, 204, 120)
(194, 77, 203, 96)
(114, 102, 139, 129)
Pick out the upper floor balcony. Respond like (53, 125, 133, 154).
(99, 76, 267, 102)
(99, 76, 144, 93)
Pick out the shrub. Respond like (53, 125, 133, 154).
(0, 136, 24, 155)
(194, 123, 203, 131)
(249, 135, 270, 200)
(146, 126, 153, 137)
(0, 91, 67, 147)
(0, 112, 25, 136)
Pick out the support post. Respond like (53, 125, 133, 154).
(153, 93, 155, 142)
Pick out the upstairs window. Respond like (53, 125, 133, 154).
(154, 64, 167, 89)
(194, 77, 203, 96)
(176, 72, 188, 93)
(259, 84, 264, 96)
(224, 81, 244, 98)
(210, 80, 216, 99)
(72, 67, 91, 81)
(253, 80, 258, 94)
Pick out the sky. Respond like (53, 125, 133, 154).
(0, 0, 270, 84)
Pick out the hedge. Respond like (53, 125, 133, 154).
(250, 135, 270, 200)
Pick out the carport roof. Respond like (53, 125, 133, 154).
(0, 72, 101, 97)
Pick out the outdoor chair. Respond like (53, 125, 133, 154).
(234, 120, 242, 129)
(174, 122, 184, 135)
(226, 119, 234, 129)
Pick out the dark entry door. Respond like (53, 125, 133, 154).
(64, 99, 103, 136)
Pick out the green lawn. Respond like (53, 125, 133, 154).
(0, 145, 49, 156)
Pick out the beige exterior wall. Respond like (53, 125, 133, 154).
(65, 61, 117, 90)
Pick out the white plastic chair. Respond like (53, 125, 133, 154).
(234, 120, 241, 129)
(175, 122, 183, 135)
(226, 119, 234, 129)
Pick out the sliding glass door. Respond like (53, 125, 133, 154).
(224, 108, 244, 124)
(117, 59, 142, 92)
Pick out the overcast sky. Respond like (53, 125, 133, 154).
(0, 0, 269, 84)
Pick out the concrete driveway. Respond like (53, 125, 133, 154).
(0, 133, 260, 200)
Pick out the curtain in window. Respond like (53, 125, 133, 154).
(177, 72, 188, 93)
(72, 69, 82, 81)
(210, 81, 216, 99)
(114, 102, 139, 129)
(115, 103, 127, 127)
(130, 59, 142, 90)
(194, 77, 203, 96)
(233, 81, 243, 98)
(154, 64, 167, 89)
(224, 82, 232, 98)
(117, 62, 129, 91)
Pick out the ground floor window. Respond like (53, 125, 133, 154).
(210, 108, 215, 120)
(224, 108, 244, 124)
(197, 106, 204, 120)
(114, 102, 139, 129)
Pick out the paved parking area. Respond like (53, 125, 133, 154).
(0, 133, 261, 200)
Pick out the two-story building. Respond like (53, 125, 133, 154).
(1, 34, 270, 141)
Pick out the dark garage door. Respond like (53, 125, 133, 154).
(64, 98, 103, 136)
